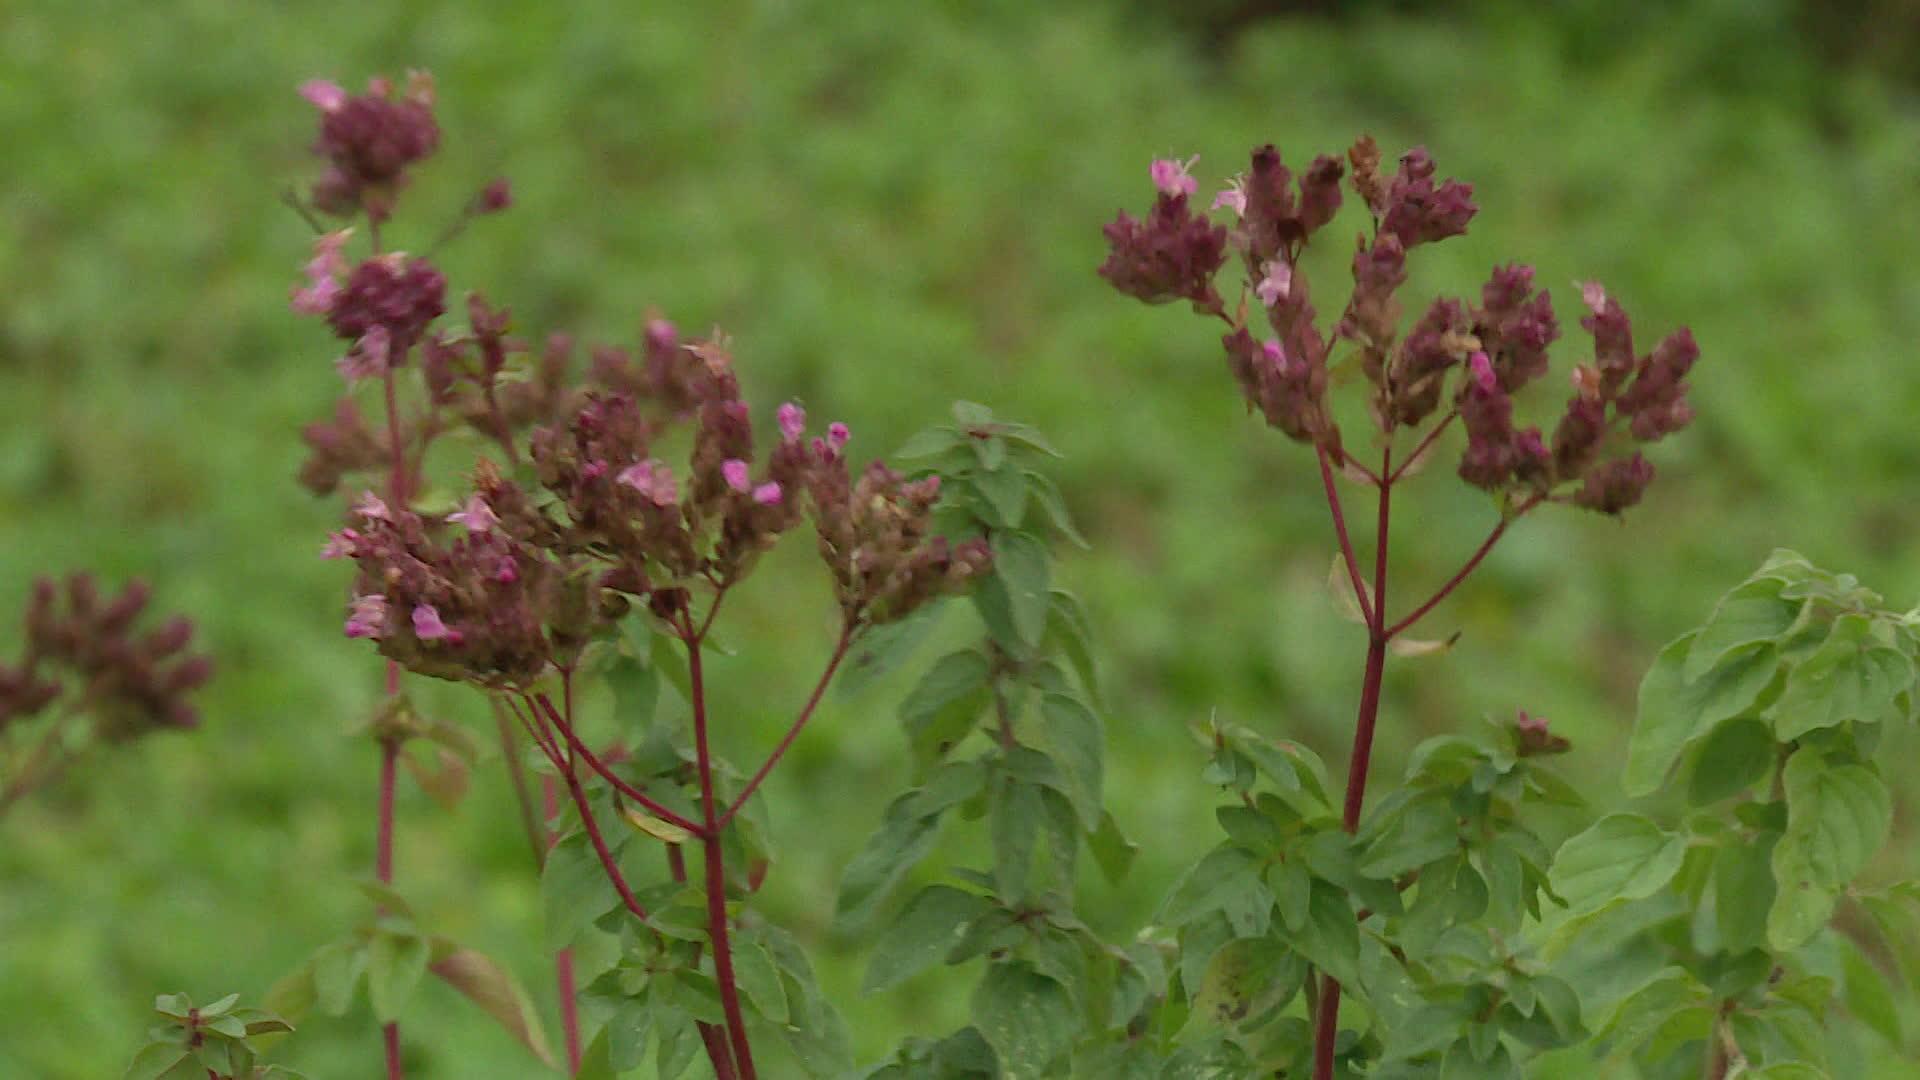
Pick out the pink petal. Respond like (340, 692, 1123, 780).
(354, 492, 391, 521)
(752, 482, 783, 506)
(344, 595, 388, 639)
(1150, 157, 1199, 198)
(1469, 351, 1497, 393)
(299, 79, 347, 112)
(1579, 280, 1608, 316)
(447, 494, 498, 533)
(722, 459, 751, 493)
(320, 530, 360, 559)
(412, 603, 454, 641)
(827, 422, 850, 451)
(777, 402, 805, 442)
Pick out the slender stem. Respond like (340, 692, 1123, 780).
(1314, 445, 1394, 1080)
(714, 627, 855, 832)
(1383, 493, 1542, 640)
(1386, 410, 1457, 486)
(376, 738, 398, 883)
(533, 693, 703, 835)
(381, 1024, 401, 1080)
(0, 707, 76, 814)
(548, 714, 652, 923)
(374, 348, 408, 1079)
(663, 846, 737, 1080)
(687, 635, 758, 1079)
(1318, 447, 1374, 627)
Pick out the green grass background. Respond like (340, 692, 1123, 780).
(4, 0, 1920, 1075)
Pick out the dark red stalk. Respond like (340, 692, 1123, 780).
(686, 632, 758, 1079)
(533, 694, 703, 836)
(714, 626, 855, 832)
(1383, 493, 1542, 640)
(666, 845, 737, 1079)
(1312, 443, 1394, 1080)
(541, 703, 651, 923)
(374, 354, 410, 1080)
(1318, 448, 1374, 628)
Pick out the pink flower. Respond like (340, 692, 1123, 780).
(644, 318, 677, 352)
(290, 230, 351, 315)
(827, 422, 850, 452)
(494, 558, 519, 584)
(412, 603, 456, 642)
(354, 491, 391, 521)
(337, 325, 392, 383)
(1469, 351, 1497, 393)
(752, 482, 783, 506)
(581, 460, 609, 481)
(777, 402, 806, 442)
(1256, 260, 1293, 308)
(616, 459, 679, 506)
(1579, 280, 1608, 316)
(1211, 180, 1247, 217)
(320, 530, 360, 559)
(299, 79, 347, 113)
(1260, 339, 1298, 376)
(722, 459, 752, 493)
(447, 494, 498, 533)
(1150, 156, 1199, 198)
(344, 595, 388, 638)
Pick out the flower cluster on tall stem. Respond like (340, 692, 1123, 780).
(1102, 137, 1701, 1080)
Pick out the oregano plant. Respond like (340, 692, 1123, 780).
(86, 72, 1920, 1080)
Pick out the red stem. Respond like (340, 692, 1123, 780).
(665, 846, 737, 1080)
(1313, 446, 1394, 1080)
(547, 712, 652, 923)
(1383, 493, 1542, 640)
(687, 634, 758, 1079)
(714, 627, 855, 832)
(1318, 447, 1374, 628)
(381, 1024, 401, 1080)
(538, 774, 582, 1076)
(532, 694, 703, 836)
(1385, 410, 1457, 486)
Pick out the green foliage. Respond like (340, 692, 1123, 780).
(124, 993, 302, 1080)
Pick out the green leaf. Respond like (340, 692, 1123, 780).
(1595, 967, 1710, 1060)
(400, 743, 470, 810)
(1190, 936, 1300, 1029)
(1026, 472, 1089, 548)
(1770, 614, 1912, 740)
(898, 649, 990, 760)
(366, 929, 430, 1023)
(428, 942, 555, 1067)
(1685, 576, 1803, 681)
(1840, 934, 1903, 1047)
(1687, 717, 1777, 806)
(1746, 1065, 1831, 1079)
(971, 963, 1077, 1079)
(1044, 590, 1100, 700)
(863, 885, 992, 993)
(990, 531, 1051, 651)
(992, 775, 1042, 900)
(1769, 752, 1892, 948)
(1089, 809, 1138, 884)
(542, 829, 620, 950)
(837, 604, 945, 699)
(1038, 693, 1103, 830)
(1293, 878, 1361, 988)
(1711, 831, 1779, 952)
(152, 993, 193, 1020)
(834, 798, 943, 933)
(310, 939, 367, 1017)
(971, 467, 1030, 528)
(603, 651, 658, 729)
(1158, 846, 1270, 932)
(732, 937, 789, 1024)
(894, 426, 966, 460)
(1549, 813, 1688, 916)
(1626, 633, 1781, 795)
(122, 1043, 191, 1080)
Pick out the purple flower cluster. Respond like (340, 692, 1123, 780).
(0, 575, 212, 738)
(326, 328, 987, 687)
(300, 73, 441, 223)
(1099, 137, 1700, 516)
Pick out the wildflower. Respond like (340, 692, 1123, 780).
(290, 230, 352, 315)
(1255, 260, 1292, 307)
(337, 324, 392, 382)
(298, 80, 346, 113)
(827, 422, 850, 452)
(321, 530, 360, 559)
(447, 494, 498, 533)
(778, 402, 806, 442)
(1211, 179, 1247, 217)
(616, 459, 679, 507)
(354, 492, 391, 521)
(752, 482, 783, 506)
(1151, 156, 1199, 198)
(345, 595, 388, 638)
(412, 603, 456, 642)
(722, 459, 752, 494)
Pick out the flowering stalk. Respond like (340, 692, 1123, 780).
(684, 625, 758, 1079)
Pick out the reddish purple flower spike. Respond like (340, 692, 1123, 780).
(304, 72, 441, 221)
(345, 594, 388, 638)
(1151, 156, 1199, 197)
(1098, 171, 1230, 312)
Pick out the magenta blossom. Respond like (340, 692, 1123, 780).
(1151, 156, 1199, 198)
(354, 491, 391, 521)
(411, 603, 457, 642)
(290, 230, 351, 316)
(1256, 260, 1292, 307)
(722, 459, 752, 494)
(320, 530, 360, 559)
(344, 595, 388, 638)
(616, 459, 679, 507)
(827, 422, 850, 452)
(1579, 280, 1608, 316)
(1211, 180, 1247, 218)
(447, 494, 498, 533)
(752, 482, 783, 506)
(1469, 351, 1497, 393)
(777, 402, 805, 442)
(337, 325, 392, 382)
(299, 79, 347, 113)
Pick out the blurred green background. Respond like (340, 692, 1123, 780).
(5, 0, 1920, 1075)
